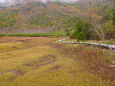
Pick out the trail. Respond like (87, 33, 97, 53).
(59, 39, 115, 52)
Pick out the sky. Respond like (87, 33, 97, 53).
(0, 0, 14, 3)
(0, 0, 78, 3)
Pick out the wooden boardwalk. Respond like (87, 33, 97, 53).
(59, 39, 115, 52)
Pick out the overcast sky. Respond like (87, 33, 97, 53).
(0, 0, 13, 3)
(0, 0, 78, 3)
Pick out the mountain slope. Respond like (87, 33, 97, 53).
(0, 0, 113, 33)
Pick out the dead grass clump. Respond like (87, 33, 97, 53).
(0, 72, 17, 82)
(0, 69, 25, 82)
(25, 55, 56, 67)
(50, 65, 61, 71)
(1, 70, 25, 76)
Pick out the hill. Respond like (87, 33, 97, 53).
(0, 0, 114, 34)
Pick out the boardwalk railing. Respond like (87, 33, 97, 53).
(58, 39, 115, 53)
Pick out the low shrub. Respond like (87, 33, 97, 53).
(76, 32, 87, 41)
(0, 33, 6, 37)
(69, 29, 77, 39)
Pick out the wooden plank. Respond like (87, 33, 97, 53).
(58, 39, 115, 52)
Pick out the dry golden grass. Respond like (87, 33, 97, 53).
(0, 37, 114, 86)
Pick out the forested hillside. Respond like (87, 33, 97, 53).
(0, 0, 114, 39)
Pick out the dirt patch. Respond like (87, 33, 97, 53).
(25, 55, 57, 67)
(8, 76, 17, 81)
(0, 70, 24, 81)
(17, 40, 26, 42)
(9, 70, 25, 76)
(50, 65, 60, 71)
(1, 70, 25, 76)
(12, 46, 17, 48)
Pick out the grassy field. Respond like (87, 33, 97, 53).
(0, 37, 114, 86)
(0, 31, 64, 37)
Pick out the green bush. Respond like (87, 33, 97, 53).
(69, 29, 77, 39)
(104, 20, 115, 39)
(65, 29, 70, 36)
(76, 32, 87, 41)
(113, 12, 115, 25)
(68, 19, 89, 40)
(74, 20, 88, 40)
(0, 33, 6, 37)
